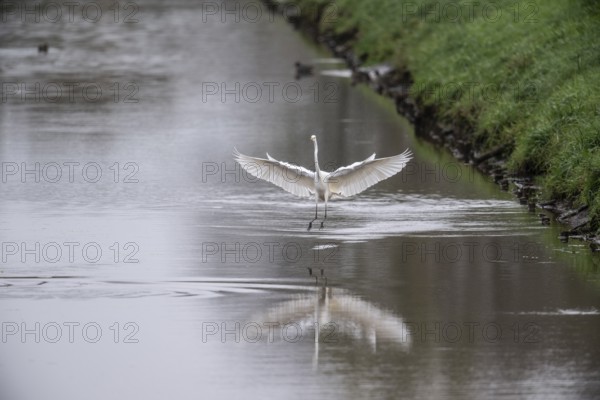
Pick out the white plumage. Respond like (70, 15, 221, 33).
(233, 135, 412, 230)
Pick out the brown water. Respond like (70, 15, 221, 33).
(1, 1, 599, 399)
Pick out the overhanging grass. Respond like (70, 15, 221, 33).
(287, 0, 600, 229)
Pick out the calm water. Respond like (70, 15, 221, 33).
(1, 1, 599, 399)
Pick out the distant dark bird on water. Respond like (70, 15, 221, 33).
(38, 43, 48, 53)
(294, 61, 313, 79)
(234, 135, 413, 230)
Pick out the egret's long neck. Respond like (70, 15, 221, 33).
(313, 139, 320, 174)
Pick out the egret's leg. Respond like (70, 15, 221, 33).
(319, 198, 328, 229)
(308, 194, 319, 231)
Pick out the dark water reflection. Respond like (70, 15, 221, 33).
(0, 1, 599, 399)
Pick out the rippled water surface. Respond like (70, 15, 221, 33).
(1, 1, 599, 399)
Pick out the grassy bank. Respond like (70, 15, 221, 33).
(281, 0, 600, 230)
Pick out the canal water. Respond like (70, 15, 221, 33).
(0, 1, 599, 399)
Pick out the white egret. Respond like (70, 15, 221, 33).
(233, 135, 412, 230)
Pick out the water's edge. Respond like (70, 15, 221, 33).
(263, 0, 596, 248)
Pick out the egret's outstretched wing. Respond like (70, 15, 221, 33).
(233, 148, 315, 198)
(326, 149, 413, 197)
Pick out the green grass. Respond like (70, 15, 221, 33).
(285, 0, 600, 229)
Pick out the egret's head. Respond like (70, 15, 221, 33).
(310, 135, 316, 142)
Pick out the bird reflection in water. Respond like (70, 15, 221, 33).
(255, 268, 411, 367)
